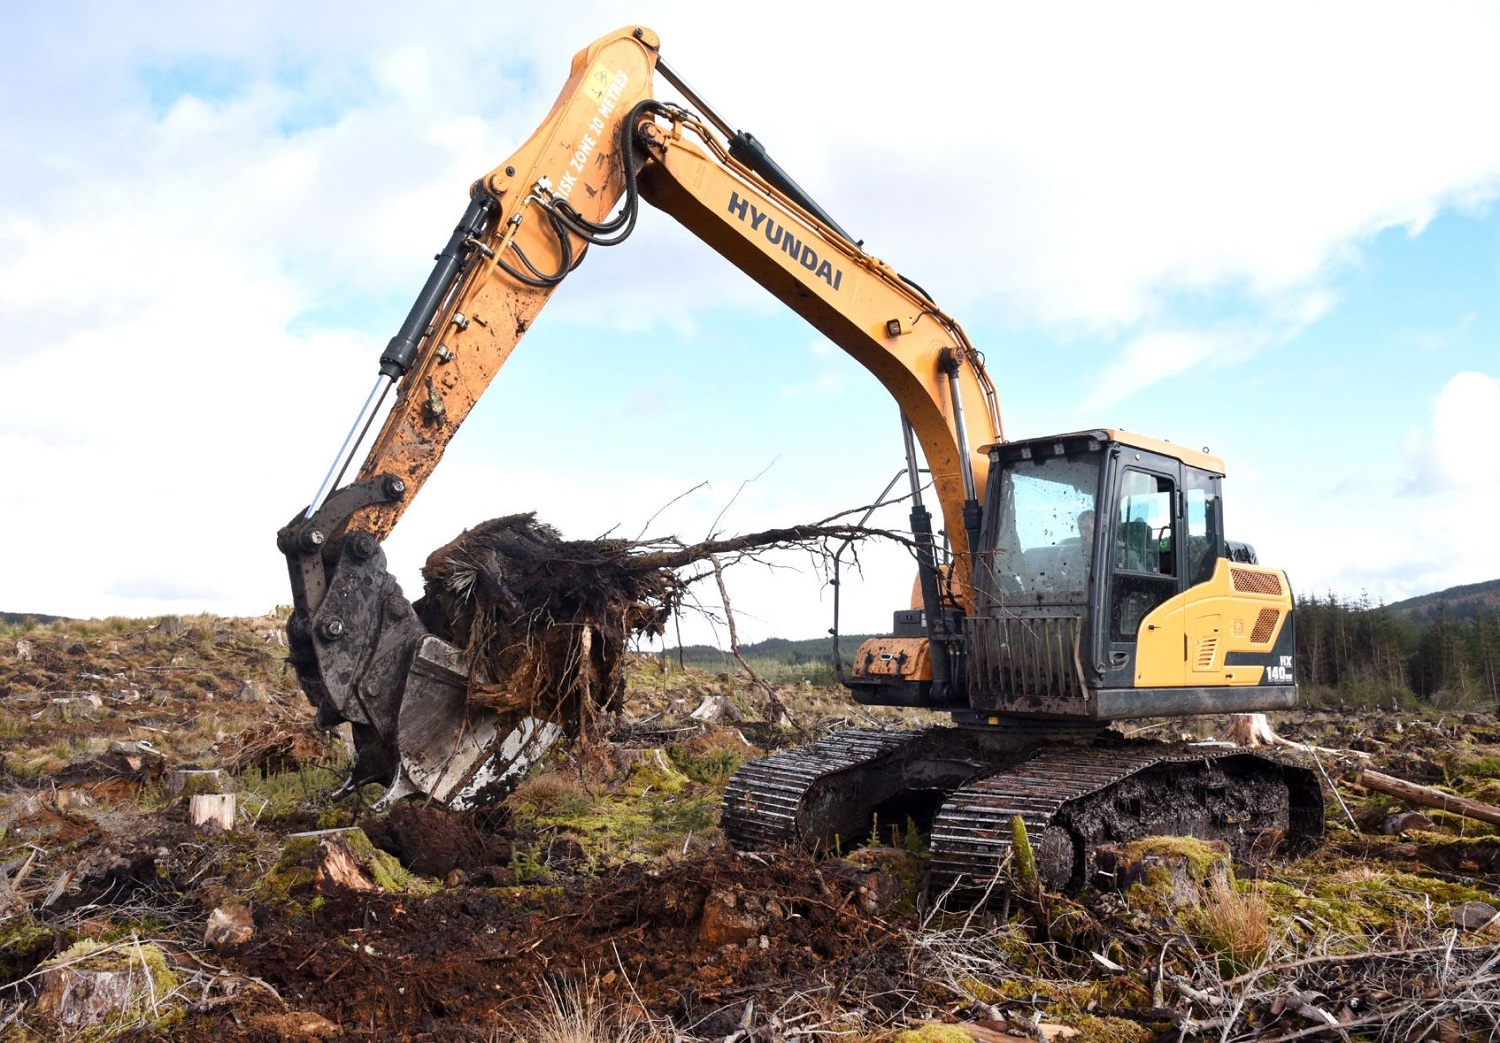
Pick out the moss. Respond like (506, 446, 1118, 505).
(621, 752, 690, 797)
(1256, 863, 1500, 942)
(892, 1027, 973, 1043)
(1418, 807, 1500, 838)
(1450, 753, 1500, 780)
(1120, 835, 1228, 883)
(39, 939, 183, 1035)
(0, 921, 58, 981)
(1011, 815, 1037, 891)
(236, 764, 356, 824)
(510, 769, 722, 868)
(1071, 1013, 1155, 1042)
(667, 741, 744, 785)
(1460, 777, 1500, 805)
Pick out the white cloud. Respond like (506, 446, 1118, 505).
(1078, 290, 1331, 411)
(1252, 368, 1500, 605)
(1414, 371, 1500, 491)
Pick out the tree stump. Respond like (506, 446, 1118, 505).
(263, 827, 430, 899)
(189, 794, 237, 831)
(690, 694, 739, 723)
(1095, 837, 1231, 907)
(34, 941, 179, 1029)
(236, 679, 268, 703)
(49, 697, 100, 722)
(1223, 712, 1277, 746)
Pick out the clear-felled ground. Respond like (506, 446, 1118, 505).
(2, 613, 1499, 1041)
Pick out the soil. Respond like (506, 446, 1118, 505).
(3, 614, 1500, 1041)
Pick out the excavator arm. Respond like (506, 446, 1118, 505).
(278, 25, 1000, 805)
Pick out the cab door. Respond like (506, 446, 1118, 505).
(1098, 449, 1185, 687)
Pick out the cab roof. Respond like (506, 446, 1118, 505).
(980, 429, 1226, 476)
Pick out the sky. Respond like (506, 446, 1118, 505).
(2, 1, 1498, 649)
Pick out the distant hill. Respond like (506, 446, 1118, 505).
(666, 634, 880, 671)
(1383, 578, 1500, 622)
(0, 611, 68, 627)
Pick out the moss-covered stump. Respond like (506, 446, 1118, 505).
(168, 768, 235, 798)
(1096, 836, 1230, 907)
(829, 847, 923, 916)
(260, 827, 437, 907)
(34, 939, 181, 1031)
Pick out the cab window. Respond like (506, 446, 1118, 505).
(1184, 468, 1222, 586)
(1114, 471, 1174, 575)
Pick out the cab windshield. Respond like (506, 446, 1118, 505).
(983, 448, 1101, 603)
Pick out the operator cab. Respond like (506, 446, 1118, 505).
(982, 429, 1225, 675)
(850, 429, 1297, 723)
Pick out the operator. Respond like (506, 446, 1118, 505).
(1077, 509, 1095, 546)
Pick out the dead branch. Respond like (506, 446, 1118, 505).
(709, 554, 793, 730)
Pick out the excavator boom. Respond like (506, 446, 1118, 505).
(280, 25, 998, 803)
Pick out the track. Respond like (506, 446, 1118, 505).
(720, 727, 1325, 894)
(720, 729, 925, 850)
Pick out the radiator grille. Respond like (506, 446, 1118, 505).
(967, 612, 1086, 714)
(1250, 608, 1280, 644)
(1231, 568, 1283, 595)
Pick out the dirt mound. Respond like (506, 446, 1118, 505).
(362, 802, 515, 879)
(227, 849, 916, 1040)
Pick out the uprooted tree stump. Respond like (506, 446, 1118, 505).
(415, 512, 882, 744)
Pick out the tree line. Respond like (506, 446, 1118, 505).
(1295, 592, 1500, 708)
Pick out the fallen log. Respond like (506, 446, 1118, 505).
(1329, 837, 1500, 874)
(1357, 767, 1500, 828)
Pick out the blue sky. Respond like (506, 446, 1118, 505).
(2, 1, 1497, 645)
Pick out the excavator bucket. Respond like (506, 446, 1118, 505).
(284, 511, 652, 811)
(380, 636, 563, 810)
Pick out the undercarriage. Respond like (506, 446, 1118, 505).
(720, 726, 1325, 895)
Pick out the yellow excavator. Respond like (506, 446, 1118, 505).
(278, 26, 1323, 892)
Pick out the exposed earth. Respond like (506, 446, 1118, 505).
(3, 613, 1500, 1041)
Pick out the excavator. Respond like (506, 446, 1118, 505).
(278, 26, 1324, 894)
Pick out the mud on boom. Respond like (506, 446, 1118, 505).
(278, 26, 1323, 891)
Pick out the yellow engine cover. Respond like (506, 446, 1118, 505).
(1134, 559, 1292, 687)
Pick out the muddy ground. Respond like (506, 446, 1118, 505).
(2, 614, 1500, 1041)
